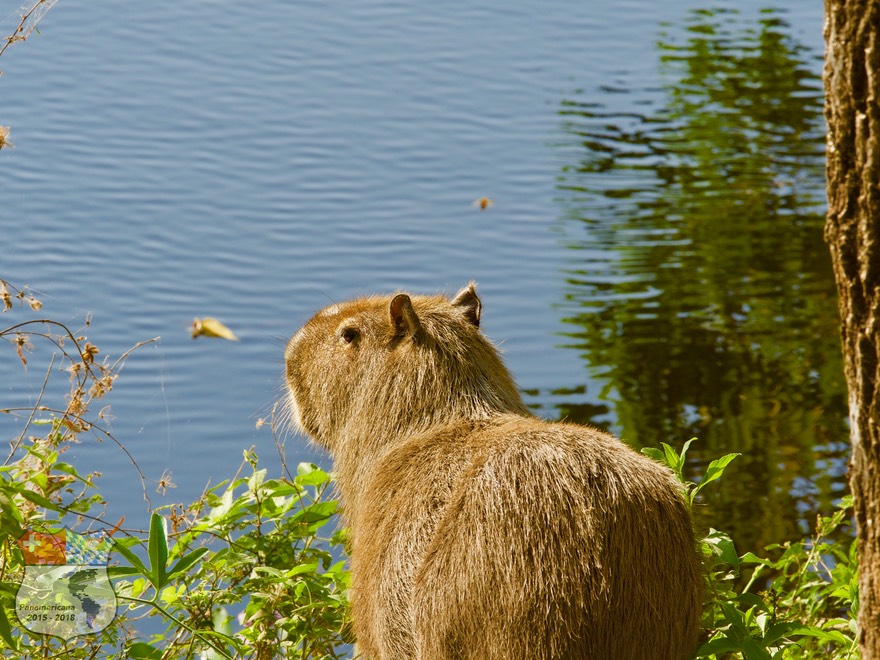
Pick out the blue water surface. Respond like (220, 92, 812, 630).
(1, 0, 829, 550)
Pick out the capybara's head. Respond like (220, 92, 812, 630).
(285, 283, 528, 451)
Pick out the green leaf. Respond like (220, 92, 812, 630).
(266, 482, 303, 497)
(113, 539, 151, 580)
(296, 467, 330, 487)
(692, 453, 740, 501)
(287, 561, 320, 577)
(247, 468, 267, 492)
(166, 547, 209, 579)
(213, 606, 233, 637)
(737, 592, 769, 612)
(0, 605, 18, 650)
(704, 528, 739, 571)
(0, 497, 23, 541)
(148, 512, 168, 589)
(740, 551, 771, 566)
(107, 565, 142, 579)
(792, 628, 851, 645)
(660, 442, 682, 474)
(640, 447, 664, 462)
(741, 635, 771, 660)
(159, 584, 183, 606)
(326, 560, 348, 574)
(696, 636, 745, 656)
(762, 622, 809, 645)
(208, 487, 236, 520)
(292, 500, 338, 525)
(719, 601, 747, 635)
(126, 641, 164, 659)
(830, 586, 851, 600)
(253, 566, 284, 580)
(679, 437, 696, 463)
(17, 489, 61, 512)
(53, 462, 83, 478)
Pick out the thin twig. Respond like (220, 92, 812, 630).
(270, 401, 295, 482)
(2, 319, 160, 506)
(4, 404, 153, 508)
(0, 0, 59, 61)
(2, 318, 103, 380)
(4, 352, 55, 465)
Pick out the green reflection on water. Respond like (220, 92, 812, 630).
(553, 7, 846, 553)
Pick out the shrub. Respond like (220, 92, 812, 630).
(645, 440, 859, 659)
(0, 281, 351, 658)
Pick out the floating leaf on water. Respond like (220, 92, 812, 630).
(191, 317, 239, 341)
(471, 196, 494, 210)
(0, 126, 12, 150)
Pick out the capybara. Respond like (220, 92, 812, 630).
(285, 283, 702, 659)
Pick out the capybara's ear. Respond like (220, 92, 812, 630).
(451, 282, 481, 328)
(390, 294, 421, 339)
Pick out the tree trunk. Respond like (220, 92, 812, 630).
(824, 0, 880, 656)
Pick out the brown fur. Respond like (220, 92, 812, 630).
(285, 283, 702, 659)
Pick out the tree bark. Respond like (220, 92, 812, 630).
(824, 0, 880, 656)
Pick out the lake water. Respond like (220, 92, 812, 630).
(1, 0, 838, 576)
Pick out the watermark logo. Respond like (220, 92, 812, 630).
(15, 528, 118, 639)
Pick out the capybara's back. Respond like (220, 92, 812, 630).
(357, 416, 701, 659)
(285, 283, 703, 659)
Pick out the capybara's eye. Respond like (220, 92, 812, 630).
(340, 327, 359, 344)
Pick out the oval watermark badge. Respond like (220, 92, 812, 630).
(15, 528, 118, 639)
